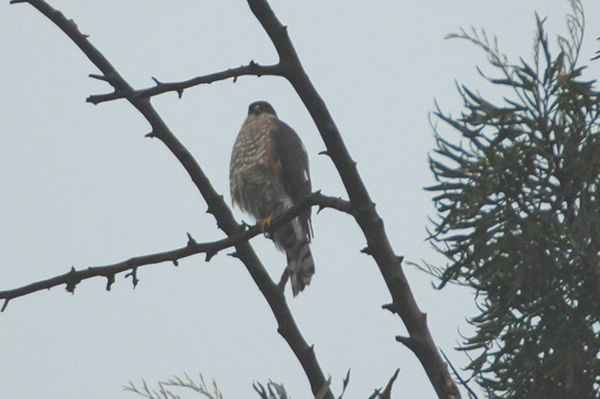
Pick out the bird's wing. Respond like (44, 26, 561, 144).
(271, 120, 313, 236)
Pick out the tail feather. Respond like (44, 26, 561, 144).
(273, 218, 315, 296)
(287, 241, 315, 296)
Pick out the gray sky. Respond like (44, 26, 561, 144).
(2, 1, 599, 398)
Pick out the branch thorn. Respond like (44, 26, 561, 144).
(105, 274, 115, 291)
(65, 266, 78, 293)
(382, 302, 399, 314)
(205, 248, 217, 262)
(396, 335, 424, 354)
(395, 335, 413, 348)
(125, 267, 139, 288)
(186, 232, 197, 246)
(88, 73, 109, 82)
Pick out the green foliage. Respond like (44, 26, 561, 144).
(428, 1, 600, 398)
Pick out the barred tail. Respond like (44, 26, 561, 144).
(273, 218, 315, 296)
(286, 241, 315, 296)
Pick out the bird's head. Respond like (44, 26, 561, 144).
(248, 101, 277, 117)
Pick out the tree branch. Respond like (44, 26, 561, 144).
(86, 62, 283, 104)
(246, 1, 461, 398)
(10, 1, 335, 398)
(11, 0, 460, 396)
(0, 192, 349, 311)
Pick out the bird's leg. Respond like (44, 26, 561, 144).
(257, 213, 275, 238)
(257, 213, 275, 231)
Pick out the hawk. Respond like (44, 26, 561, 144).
(230, 101, 314, 296)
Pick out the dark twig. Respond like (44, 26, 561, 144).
(87, 62, 282, 104)
(380, 368, 400, 399)
(0, 238, 211, 310)
(247, 1, 460, 398)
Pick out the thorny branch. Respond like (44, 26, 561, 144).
(0, 192, 350, 312)
(9, 1, 335, 397)
(8, 0, 462, 398)
(246, 0, 460, 398)
(87, 62, 283, 104)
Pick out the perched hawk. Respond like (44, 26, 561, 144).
(230, 101, 314, 296)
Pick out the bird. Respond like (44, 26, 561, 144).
(230, 101, 315, 296)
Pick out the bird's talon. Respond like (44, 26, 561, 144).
(241, 220, 252, 229)
(257, 214, 275, 232)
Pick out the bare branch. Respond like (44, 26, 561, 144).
(87, 62, 283, 104)
(11, 0, 460, 397)
(0, 192, 349, 310)
(247, 1, 460, 398)
(11, 1, 335, 397)
(1, 245, 191, 311)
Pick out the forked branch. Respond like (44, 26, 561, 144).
(9, 0, 461, 397)
(9, 1, 334, 397)
(0, 192, 350, 312)
(247, 0, 461, 397)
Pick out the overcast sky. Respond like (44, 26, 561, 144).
(2, 1, 599, 398)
